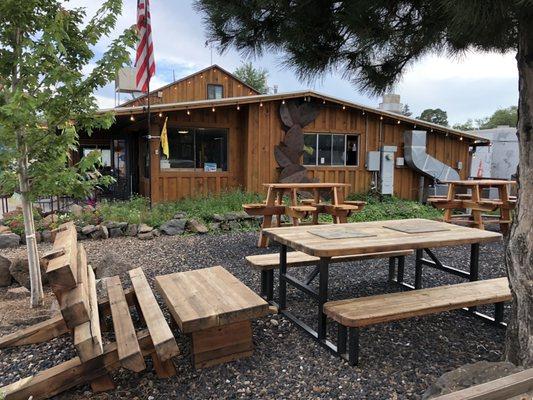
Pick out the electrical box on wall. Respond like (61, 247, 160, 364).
(366, 151, 380, 171)
(380, 146, 397, 195)
(396, 157, 405, 167)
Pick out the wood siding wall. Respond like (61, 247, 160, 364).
(150, 106, 246, 202)
(244, 100, 471, 200)
(120, 66, 258, 108)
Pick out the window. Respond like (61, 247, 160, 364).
(82, 147, 111, 167)
(207, 84, 224, 99)
(161, 127, 228, 171)
(303, 134, 359, 167)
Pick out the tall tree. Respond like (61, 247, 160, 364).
(481, 106, 519, 129)
(234, 62, 268, 94)
(0, 0, 135, 307)
(418, 108, 449, 126)
(196, 0, 533, 366)
(400, 104, 412, 117)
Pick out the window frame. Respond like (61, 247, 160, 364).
(160, 126, 229, 172)
(302, 133, 360, 168)
(207, 84, 224, 99)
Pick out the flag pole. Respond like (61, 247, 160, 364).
(147, 78, 152, 207)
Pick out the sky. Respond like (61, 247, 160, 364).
(72, 0, 519, 126)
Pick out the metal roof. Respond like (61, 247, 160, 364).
(101, 90, 489, 143)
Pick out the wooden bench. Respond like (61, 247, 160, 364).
(246, 249, 414, 301)
(155, 266, 269, 369)
(0, 222, 180, 400)
(323, 278, 511, 366)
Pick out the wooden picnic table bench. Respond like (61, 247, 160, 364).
(429, 179, 517, 234)
(243, 182, 365, 247)
(155, 266, 269, 369)
(324, 277, 511, 365)
(0, 222, 179, 400)
(246, 249, 413, 301)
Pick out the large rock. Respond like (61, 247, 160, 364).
(93, 252, 134, 279)
(41, 213, 58, 228)
(40, 230, 54, 243)
(423, 361, 524, 399)
(187, 219, 209, 234)
(137, 231, 154, 240)
(225, 211, 250, 221)
(212, 214, 226, 222)
(69, 204, 84, 217)
(0, 233, 21, 248)
(103, 221, 128, 230)
(125, 224, 138, 237)
(108, 227, 124, 238)
(173, 212, 187, 219)
(8, 256, 48, 289)
(138, 223, 153, 234)
(0, 255, 12, 287)
(160, 219, 187, 236)
(81, 224, 98, 235)
(0, 225, 10, 234)
(90, 225, 109, 240)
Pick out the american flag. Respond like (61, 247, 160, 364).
(134, 0, 155, 93)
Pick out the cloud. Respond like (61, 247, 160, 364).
(79, 0, 518, 125)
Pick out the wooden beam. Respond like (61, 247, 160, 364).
(46, 223, 78, 291)
(98, 287, 136, 317)
(73, 246, 103, 361)
(106, 275, 146, 372)
(129, 268, 180, 362)
(0, 314, 68, 348)
(0, 331, 154, 400)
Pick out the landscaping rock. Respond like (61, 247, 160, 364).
(81, 225, 98, 235)
(103, 221, 128, 230)
(90, 225, 109, 240)
(0, 225, 10, 234)
(229, 220, 241, 230)
(40, 230, 54, 243)
(125, 224, 138, 237)
(225, 211, 249, 221)
(173, 212, 187, 219)
(8, 256, 48, 289)
(108, 227, 124, 238)
(0, 233, 21, 248)
(0, 255, 12, 287)
(209, 222, 221, 231)
(41, 213, 58, 228)
(6, 286, 30, 299)
(212, 214, 226, 222)
(423, 361, 524, 399)
(187, 219, 208, 234)
(160, 219, 187, 236)
(137, 231, 154, 240)
(69, 204, 84, 217)
(94, 251, 135, 279)
(138, 223, 153, 234)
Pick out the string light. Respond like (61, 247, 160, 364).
(200, 74, 204, 79)
(259, 102, 263, 107)
(158, 112, 163, 118)
(212, 107, 216, 112)
(342, 105, 346, 110)
(187, 80, 191, 85)
(459, 136, 463, 141)
(362, 110, 365, 115)
(186, 109, 190, 115)
(322, 99, 326, 104)
(282, 99, 285, 105)
(129, 114, 135, 121)
(397, 120, 401, 124)
(236, 104, 240, 110)
(380, 115, 383, 120)
(414, 124, 417, 129)
(431, 129, 434, 132)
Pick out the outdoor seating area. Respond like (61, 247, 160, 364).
(243, 182, 366, 247)
(428, 179, 517, 234)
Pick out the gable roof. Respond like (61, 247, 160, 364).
(117, 64, 261, 108)
(105, 90, 489, 143)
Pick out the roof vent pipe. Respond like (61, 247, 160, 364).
(403, 130, 460, 182)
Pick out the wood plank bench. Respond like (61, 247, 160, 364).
(156, 266, 269, 369)
(323, 278, 511, 366)
(246, 249, 414, 301)
(0, 222, 180, 400)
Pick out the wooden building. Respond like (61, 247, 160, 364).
(83, 65, 489, 202)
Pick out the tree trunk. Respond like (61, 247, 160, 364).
(504, 16, 533, 367)
(17, 144, 44, 308)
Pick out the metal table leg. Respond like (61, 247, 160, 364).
(279, 244, 287, 310)
(317, 257, 330, 341)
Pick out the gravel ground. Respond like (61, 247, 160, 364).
(0, 231, 508, 399)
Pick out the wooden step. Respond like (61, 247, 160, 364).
(106, 275, 146, 372)
(46, 222, 78, 291)
(324, 278, 511, 328)
(129, 268, 180, 363)
(289, 205, 317, 212)
(246, 249, 414, 271)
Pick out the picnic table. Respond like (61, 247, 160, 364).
(262, 219, 502, 353)
(243, 182, 365, 247)
(429, 179, 517, 233)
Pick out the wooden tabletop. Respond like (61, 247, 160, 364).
(155, 266, 269, 333)
(263, 182, 351, 189)
(442, 179, 517, 186)
(263, 218, 502, 258)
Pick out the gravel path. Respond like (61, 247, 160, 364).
(0, 232, 508, 399)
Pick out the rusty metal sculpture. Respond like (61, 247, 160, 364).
(276, 100, 320, 183)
